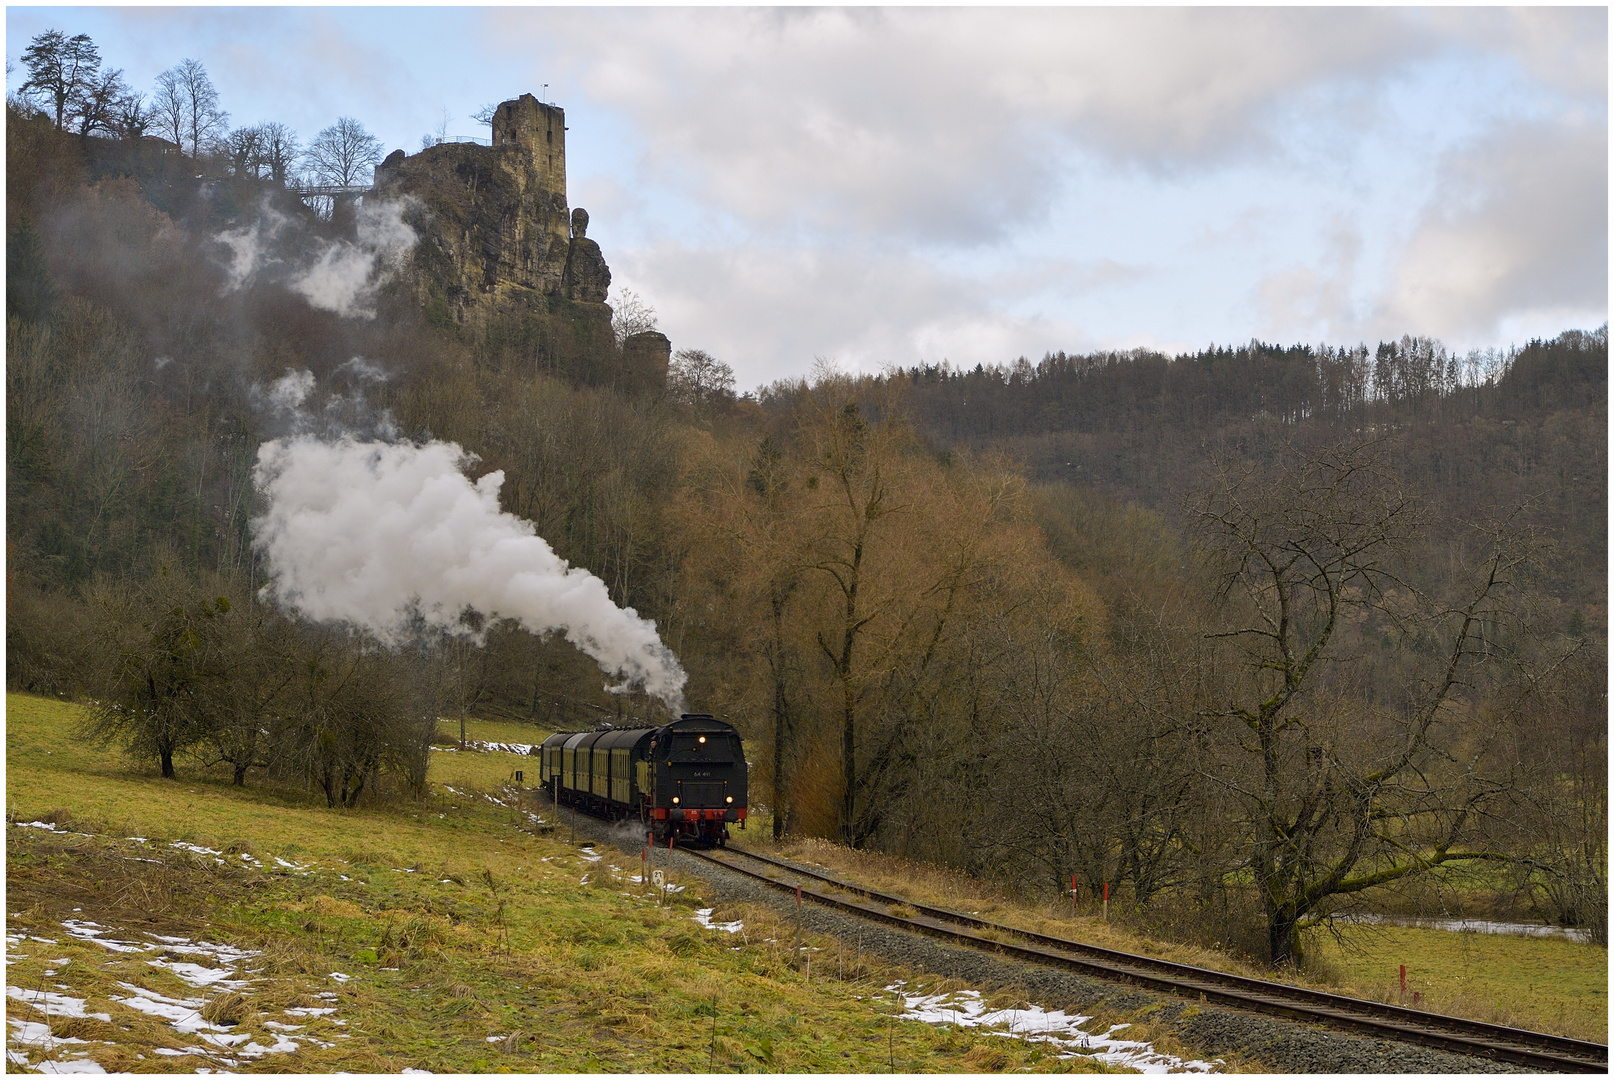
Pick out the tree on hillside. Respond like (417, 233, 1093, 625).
(304, 116, 383, 187)
(18, 29, 101, 132)
(152, 58, 228, 156)
(70, 64, 131, 139)
(257, 121, 300, 184)
(1193, 438, 1537, 964)
(225, 124, 266, 177)
(82, 567, 235, 778)
(609, 288, 658, 345)
(668, 348, 737, 408)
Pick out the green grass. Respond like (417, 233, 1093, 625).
(1301, 924, 1607, 1042)
(6, 693, 1162, 1074)
(433, 714, 550, 749)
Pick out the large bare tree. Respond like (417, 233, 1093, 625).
(303, 116, 383, 187)
(18, 29, 101, 131)
(151, 58, 228, 156)
(1193, 439, 1533, 964)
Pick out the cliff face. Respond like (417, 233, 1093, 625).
(373, 94, 610, 318)
(369, 94, 654, 393)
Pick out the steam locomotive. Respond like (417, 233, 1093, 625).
(534, 714, 748, 846)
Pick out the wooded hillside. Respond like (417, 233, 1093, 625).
(8, 98, 1604, 962)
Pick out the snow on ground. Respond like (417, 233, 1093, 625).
(888, 983, 1221, 1074)
(6, 918, 352, 1074)
(692, 908, 745, 933)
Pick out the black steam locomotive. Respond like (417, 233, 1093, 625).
(534, 713, 748, 846)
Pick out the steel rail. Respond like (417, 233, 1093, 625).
(687, 845, 1606, 1073)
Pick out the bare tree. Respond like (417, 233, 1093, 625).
(18, 29, 101, 131)
(152, 58, 228, 156)
(304, 116, 383, 187)
(81, 567, 234, 779)
(609, 288, 659, 345)
(257, 121, 299, 184)
(110, 89, 148, 141)
(225, 124, 265, 177)
(70, 64, 130, 139)
(668, 349, 737, 407)
(1192, 439, 1534, 964)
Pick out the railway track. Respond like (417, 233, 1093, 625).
(687, 844, 1608, 1073)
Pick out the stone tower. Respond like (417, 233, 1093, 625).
(491, 93, 567, 206)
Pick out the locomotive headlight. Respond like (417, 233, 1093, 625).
(672, 797, 680, 804)
(726, 796, 733, 804)
(698, 736, 707, 744)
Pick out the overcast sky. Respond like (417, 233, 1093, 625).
(8, 7, 1607, 389)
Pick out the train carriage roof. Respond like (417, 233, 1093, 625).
(595, 726, 657, 751)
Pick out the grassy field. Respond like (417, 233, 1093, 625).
(1301, 924, 1607, 1042)
(6, 693, 1218, 1074)
(735, 831, 1608, 1043)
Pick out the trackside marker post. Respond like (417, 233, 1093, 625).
(1400, 965, 1406, 995)
(1103, 882, 1109, 922)
(1071, 875, 1077, 917)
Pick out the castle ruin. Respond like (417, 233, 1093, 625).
(374, 93, 612, 307)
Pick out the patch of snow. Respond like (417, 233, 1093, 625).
(8, 1018, 95, 1047)
(144, 958, 251, 991)
(6, 987, 112, 1022)
(169, 842, 224, 857)
(285, 1007, 337, 1018)
(328, 972, 352, 984)
(692, 909, 744, 934)
(888, 984, 1220, 1073)
(578, 848, 603, 863)
(59, 921, 151, 954)
(32, 1058, 108, 1074)
(146, 935, 259, 966)
(111, 984, 225, 1034)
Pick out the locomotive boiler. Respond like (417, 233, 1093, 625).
(534, 713, 748, 846)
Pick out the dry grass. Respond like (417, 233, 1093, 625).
(739, 832, 1608, 1043)
(7, 692, 1171, 1073)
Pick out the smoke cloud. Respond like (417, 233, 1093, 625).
(290, 199, 419, 319)
(251, 428, 688, 711)
(214, 197, 420, 320)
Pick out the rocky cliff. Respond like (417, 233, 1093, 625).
(370, 94, 659, 392)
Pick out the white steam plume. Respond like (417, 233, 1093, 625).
(214, 198, 419, 320)
(251, 433, 688, 711)
(290, 199, 418, 319)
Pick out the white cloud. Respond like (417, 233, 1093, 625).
(497, 8, 1442, 245)
(1377, 119, 1607, 343)
(615, 240, 1091, 385)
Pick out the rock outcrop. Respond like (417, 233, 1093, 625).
(562, 208, 611, 303)
(373, 94, 610, 317)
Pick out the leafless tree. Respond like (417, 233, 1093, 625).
(257, 121, 299, 184)
(70, 64, 130, 139)
(152, 58, 228, 156)
(110, 90, 148, 141)
(668, 349, 737, 407)
(303, 116, 383, 187)
(1192, 438, 1535, 964)
(225, 124, 266, 177)
(609, 288, 659, 345)
(18, 29, 100, 131)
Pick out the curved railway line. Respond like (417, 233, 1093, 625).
(686, 844, 1607, 1073)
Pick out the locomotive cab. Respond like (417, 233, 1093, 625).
(647, 714, 748, 846)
